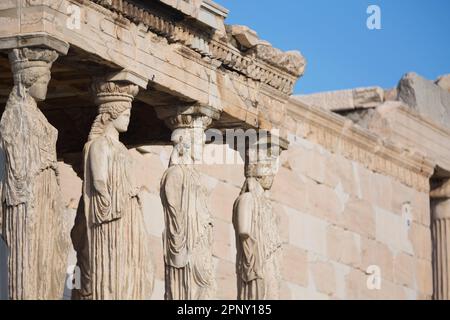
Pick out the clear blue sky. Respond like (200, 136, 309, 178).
(214, 0, 450, 94)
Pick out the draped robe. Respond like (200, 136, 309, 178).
(233, 184, 282, 300)
(160, 164, 215, 300)
(0, 90, 68, 300)
(81, 135, 153, 300)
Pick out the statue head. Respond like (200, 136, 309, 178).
(167, 114, 210, 166)
(9, 47, 58, 101)
(170, 127, 206, 165)
(244, 136, 280, 191)
(88, 81, 138, 140)
(245, 161, 276, 191)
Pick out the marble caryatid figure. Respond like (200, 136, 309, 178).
(0, 47, 69, 299)
(233, 142, 282, 300)
(72, 80, 154, 300)
(160, 115, 215, 300)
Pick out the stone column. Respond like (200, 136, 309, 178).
(157, 105, 218, 300)
(71, 78, 154, 300)
(0, 47, 69, 300)
(431, 178, 450, 300)
(233, 133, 284, 300)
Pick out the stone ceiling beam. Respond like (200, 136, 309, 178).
(0, 0, 305, 139)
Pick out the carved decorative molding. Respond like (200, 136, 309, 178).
(89, 0, 304, 95)
(287, 98, 435, 192)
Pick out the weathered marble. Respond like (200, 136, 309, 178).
(0, 47, 69, 300)
(71, 80, 154, 300)
(233, 138, 283, 300)
(160, 113, 216, 300)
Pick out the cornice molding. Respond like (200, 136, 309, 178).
(88, 0, 303, 95)
(287, 98, 435, 192)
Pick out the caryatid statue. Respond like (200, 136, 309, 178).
(0, 47, 69, 299)
(71, 80, 154, 300)
(233, 139, 283, 300)
(430, 178, 450, 300)
(160, 114, 216, 300)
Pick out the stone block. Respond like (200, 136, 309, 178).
(212, 218, 236, 263)
(411, 190, 431, 227)
(326, 226, 361, 268)
(353, 87, 385, 109)
(376, 207, 413, 255)
(325, 155, 358, 196)
(294, 87, 384, 111)
(271, 167, 309, 214)
(393, 252, 416, 289)
(209, 181, 240, 223)
(307, 181, 343, 225)
(341, 198, 376, 239)
(378, 279, 406, 300)
(281, 244, 309, 287)
(415, 259, 433, 296)
(227, 25, 259, 49)
(287, 146, 327, 184)
(331, 261, 351, 299)
(310, 259, 336, 296)
(130, 148, 167, 194)
(361, 237, 394, 282)
(295, 90, 353, 111)
(436, 74, 450, 92)
(287, 208, 328, 257)
(369, 173, 394, 212)
(287, 283, 330, 300)
(199, 163, 245, 188)
(149, 235, 164, 281)
(216, 260, 237, 300)
(140, 191, 165, 238)
(398, 72, 450, 130)
(273, 202, 290, 244)
(58, 162, 82, 209)
(408, 222, 432, 261)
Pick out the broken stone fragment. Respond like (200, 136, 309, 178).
(436, 74, 450, 93)
(353, 87, 384, 109)
(295, 86, 384, 111)
(226, 24, 259, 49)
(397, 72, 450, 130)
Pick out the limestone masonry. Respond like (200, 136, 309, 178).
(0, 0, 448, 300)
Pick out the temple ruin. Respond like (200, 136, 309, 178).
(0, 0, 449, 300)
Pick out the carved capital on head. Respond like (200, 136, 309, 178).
(245, 131, 284, 179)
(91, 79, 139, 106)
(155, 104, 218, 131)
(8, 47, 58, 88)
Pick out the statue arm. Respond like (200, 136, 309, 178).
(88, 139, 113, 224)
(234, 193, 262, 281)
(162, 167, 188, 267)
(234, 193, 254, 239)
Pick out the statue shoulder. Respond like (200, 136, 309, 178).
(163, 165, 184, 183)
(234, 192, 254, 209)
(88, 136, 110, 155)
